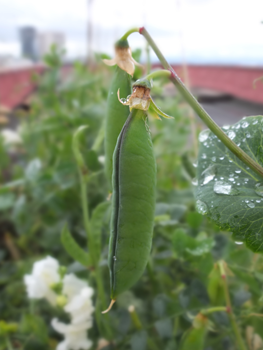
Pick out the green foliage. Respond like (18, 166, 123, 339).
(195, 116, 263, 252)
(1, 45, 263, 350)
(61, 226, 89, 266)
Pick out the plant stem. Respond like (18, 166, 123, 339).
(128, 306, 159, 350)
(5, 337, 13, 350)
(200, 306, 227, 315)
(145, 69, 171, 81)
(218, 261, 247, 350)
(139, 27, 263, 179)
(128, 305, 143, 330)
(73, 127, 112, 339)
(79, 169, 91, 241)
(146, 43, 151, 75)
(120, 27, 140, 40)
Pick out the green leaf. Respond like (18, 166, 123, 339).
(186, 238, 215, 256)
(61, 226, 89, 266)
(25, 158, 42, 182)
(21, 314, 48, 343)
(186, 212, 203, 229)
(0, 193, 15, 210)
(90, 201, 110, 265)
(85, 150, 102, 171)
(155, 203, 187, 226)
(172, 229, 196, 257)
(195, 116, 263, 252)
(72, 125, 89, 171)
(228, 265, 261, 296)
(130, 330, 147, 350)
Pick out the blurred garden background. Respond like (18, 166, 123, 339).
(1, 1, 263, 349)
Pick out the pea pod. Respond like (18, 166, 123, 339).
(104, 38, 142, 189)
(103, 76, 173, 312)
(109, 107, 156, 300)
(105, 66, 131, 189)
(180, 313, 209, 350)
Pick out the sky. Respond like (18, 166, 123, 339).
(1, 0, 263, 65)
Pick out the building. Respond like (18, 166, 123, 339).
(19, 26, 38, 61)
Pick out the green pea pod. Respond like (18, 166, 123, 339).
(207, 263, 225, 306)
(180, 326, 207, 350)
(109, 107, 156, 300)
(105, 55, 131, 190)
(102, 76, 173, 313)
(180, 314, 209, 350)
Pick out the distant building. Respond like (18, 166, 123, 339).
(38, 32, 65, 58)
(19, 26, 38, 61)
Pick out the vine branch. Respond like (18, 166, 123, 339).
(138, 27, 263, 179)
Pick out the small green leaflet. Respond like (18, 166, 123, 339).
(195, 116, 263, 252)
(90, 201, 110, 266)
(61, 226, 89, 266)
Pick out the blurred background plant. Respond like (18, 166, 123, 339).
(1, 44, 263, 350)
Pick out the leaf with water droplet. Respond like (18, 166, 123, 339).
(196, 116, 263, 252)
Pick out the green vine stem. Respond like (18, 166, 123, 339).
(120, 27, 140, 41)
(218, 261, 247, 350)
(72, 126, 112, 339)
(200, 306, 227, 315)
(145, 69, 171, 81)
(138, 27, 263, 179)
(128, 305, 159, 350)
(5, 337, 13, 350)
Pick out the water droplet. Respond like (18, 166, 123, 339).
(227, 130, 236, 140)
(256, 199, 261, 203)
(212, 156, 216, 162)
(244, 178, 249, 182)
(237, 142, 241, 146)
(192, 178, 198, 186)
(246, 133, 251, 138)
(235, 241, 243, 245)
(193, 161, 198, 168)
(253, 120, 258, 125)
(196, 200, 208, 215)
(222, 125, 230, 130)
(247, 202, 255, 208)
(214, 181, 239, 195)
(113, 256, 117, 261)
(235, 170, 241, 174)
(235, 124, 240, 130)
(199, 129, 210, 142)
(219, 156, 225, 160)
(201, 165, 216, 185)
(255, 182, 263, 197)
(201, 153, 207, 159)
(229, 178, 234, 182)
(242, 121, 249, 128)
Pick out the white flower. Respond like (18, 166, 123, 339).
(1, 129, 22, 145)
(62, 274, 88, 301)
(24, 256, 60, 305)
(51, 318, 92, 350)
(64, 287, 94, 325)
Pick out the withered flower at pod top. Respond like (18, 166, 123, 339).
(103, 39, 142, 77)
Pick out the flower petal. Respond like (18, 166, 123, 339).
(102, 58, 117, 66)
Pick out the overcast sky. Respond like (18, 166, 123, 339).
(1, 0, 263, 65)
